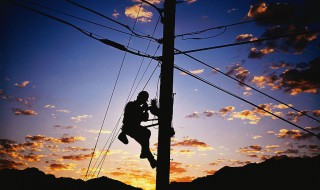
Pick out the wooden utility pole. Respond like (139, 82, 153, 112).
(156, 0, 176, 189)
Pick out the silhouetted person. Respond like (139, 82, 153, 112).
(118, 91, 157, 169)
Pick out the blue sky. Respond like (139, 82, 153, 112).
(1, 0, 320, 189)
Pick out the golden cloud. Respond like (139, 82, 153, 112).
(125, 4, 153, 23)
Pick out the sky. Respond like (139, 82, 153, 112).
(1, 0, 320, 189)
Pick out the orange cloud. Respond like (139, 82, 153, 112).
(230, 110, 261, 124)
(171, 138, 213, 150)
(203, 169, 216, 175)
(172, 175, 195, 182)
(219, 106, 235, 116)
(247, 2, 267, 18)
(248, 47, 274, 59)
(170, 161, 187, 174)
(133, 0, 162, 4)
(25, 135, 85, 144)
(226, 63, 250, 85)
(49, 163, 75, 171)
(235, 33, 254, 41)
(312, 110, 320, 116)
(239, 145, 262, 154)
(12, 108, 37, 116)
(0, 158, 27, 169)
(61, 153, 93, 161)
(14, 80, 30, 88)
(276, 129, 314, 140)
(125, 4, 153, 23)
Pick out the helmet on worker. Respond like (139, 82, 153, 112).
(137, 91, 149, 103)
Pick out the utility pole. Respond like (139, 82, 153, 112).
(156, 0, 176, 189)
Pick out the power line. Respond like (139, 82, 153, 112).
(175, 48, 320, 123)
(126, 17, 161, 104)
(176, 19, 256, 39)
(175, 6, 320, 39)
(181, 26, 227, 40)
(140, 0, 164, 21)
(65, 0, 159, 42)
(10, 0, 158, 60)
(22, 0, 153, 41)
(83, 2, 144, 180)
(174, 64, 320, 139)
(175, 29, 320, 55)
(84, 5, 163, 180)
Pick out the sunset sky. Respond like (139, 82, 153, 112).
(1, 0, 320, 189)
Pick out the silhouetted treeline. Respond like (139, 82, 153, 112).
(0, 167, 142, 190)
(169, 154, 320, 189)
(1, 154, 319, 190)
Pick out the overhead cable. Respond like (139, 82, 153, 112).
(175, 48, 320, 123)
(174, 65, 320, 139)
(65, 0, 159, 42)
(175, 29, 320, 54)
(23, 0, 151, 41)
(11, 0, 158, 60)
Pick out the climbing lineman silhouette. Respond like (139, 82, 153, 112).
(118, 91, 159, 169)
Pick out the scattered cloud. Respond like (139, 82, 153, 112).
(185, 111, 199, 118)
(44, 104, 55, 109)
(227, 8, 237, 14)
(251, 57, 320, 95)
(171, 175, 195, 182)
(125, 4, 153, 23)
(0, 159, 27, 169)
(170, 161, 187, 174)
(235, 34, 256, 42)
(112, 9, 119, 18)
(25, 135, 85, 144)
(312, 110, 320, 117)
(56, 109, 71, 113)
(269, 61, 291, 70)
(49, 163, 76, 171)
(186, 0, 197, 4)
(70, 115, 92, 122)
(246, 2, 295, 25)
(171, 138, 213, 151)
(252, 135, 262, 140)
(219, 106, 235, 116)
(180, 69, 204, 75)
(61, 153, 93, 161)
(14, 81, 30, 88)
(239, 145, 262, 154)
(12, 108, 37, 116)
(275, 129, 314, 140)
(87, 129, 111, 134)
(203, 110, 217, 117)
(248, 47, 274, 59)
(203, 169, 216, 175)
(133, 0, 162, 4)
(226, 63, 250, 85)
(230, 110, 261, 124)
(54, 125, 76, 129)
